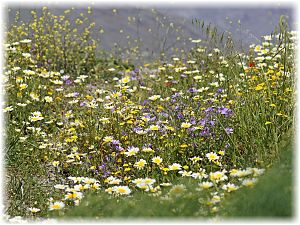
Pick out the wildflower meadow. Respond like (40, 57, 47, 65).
(2, 6, 296, 222)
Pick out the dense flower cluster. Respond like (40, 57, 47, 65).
(4, 8, 295, 219)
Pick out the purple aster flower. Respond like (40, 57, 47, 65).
(172, 92, 181, 98)
(142, 99, 150, 105)
(160, 112, 169, 117)
(225, 127, 233, 135)
(65, 79, 73, 85)
(102, 171, 111, 177)
(99, 164, 106, 170)
(131, 75, 137, 80)
(112, 140, 120, 145)
(188, 88, 197, 93)
(189, 127, 196, 132)
(200, 127, 210, 136)
(209, 120, 215, 126)
(191, 117, 196, 125)
(200, 118, 207, 126)
(174, 105, 180, 111)
(80, 101, 87, 107)
(87, 84, 97, 89)
(207, 100, 213, 105)
(205, 107, 214, 113)
(177, 113, 184, 119)
(150, 116, 157, 121)
(133, 127, 143, 133)
(61, 75, 70, 81)
(116, 146, 124, 151)
(217, 88, 223, 93)
(219, 107, 229, 115)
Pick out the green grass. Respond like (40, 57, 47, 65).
(59, 179, 212, 218)
(56, 133, 294, 219)
(220, 133, 294, 218)
(3, 7, 295, 220)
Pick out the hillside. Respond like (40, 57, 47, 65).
(6, 6, 294, 63)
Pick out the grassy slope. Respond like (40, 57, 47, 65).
(220, 133, 294, 218)
(58, 180, 210, 218)
(57, 134, 294, 219)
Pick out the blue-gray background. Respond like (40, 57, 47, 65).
(7, 6, 294, 61)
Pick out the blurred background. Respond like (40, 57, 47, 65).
(6, 5, 294, 63)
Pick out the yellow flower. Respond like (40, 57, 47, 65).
(206, 152, 219, 161)
(254, 45, 262, 52)
(29, 111, 44, 122)
(49, 201, 65, 210)
(255, 83, 265, 91)
(3, 106, 13, 112)
(124, 147, 139, 157)
(52, 161, 60, 167)
(198, 181, 213, 189)
(65, 191, 83, 200)
(223, 183, 239, 192)
(16, 76, 23, 83)
(169, 184, 186, 196)
(150, 125, 160, 131)
(121, 76, 130, 84)
(165, 126, 175, 131)
(152, 156, 163, 165)
(28, 207, 40, 213)
(218, 150, 225, 156)
(134, 159, 147, 169)
(181, 122, 192, 129)
(105, 187, 114, 194)
(19, 83, 28, 90)
(209, 171, 228, 182)
(99, 117, 110, 124)
(142, 147, 155, 153)
(183, 165, 189, 170)
(242, 178, 257, 187)
(149, 95, 161, 101)
(44, 96, 53, 103)
(190, 156, 202, 163)
(113, 186, 131, 195)
(180, 144, 188, 148)
(22, 52, 31, 58)
(168, 163, 182, 171)
(229, 169, 239, 177)
(30, 92, 40, 101)
(193, 75, 202, 80)
(111, 92, 122, 98)
(103, 136, 114, 143)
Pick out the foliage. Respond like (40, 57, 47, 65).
(3, 7, 295, 221)
(221, 132, 294, 217)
